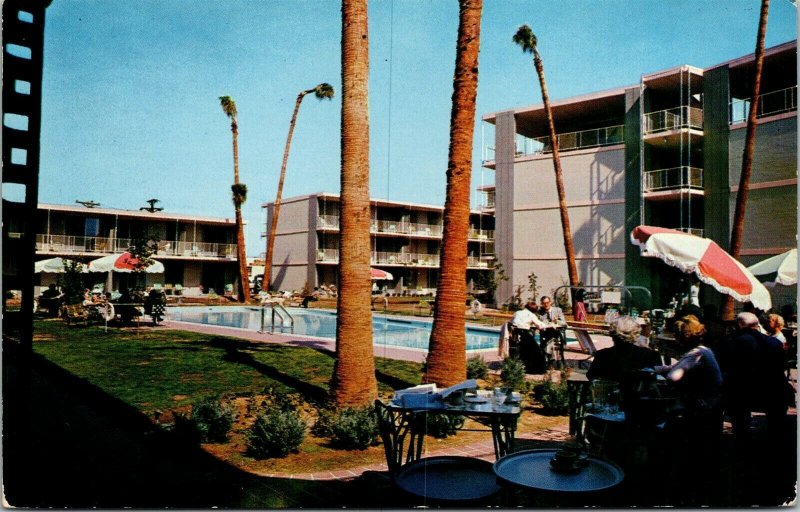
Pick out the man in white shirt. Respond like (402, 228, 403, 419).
(538, 296, 567, 367)
(510, 301, 547, 374)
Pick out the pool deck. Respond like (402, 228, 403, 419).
(163, 316, 612, 364)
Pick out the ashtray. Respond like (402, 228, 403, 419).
(549, 453, 589, 473)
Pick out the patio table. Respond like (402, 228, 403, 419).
(493, 448, 624, 494)
(383, 397, 521, 465)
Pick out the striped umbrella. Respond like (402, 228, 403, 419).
(631, 225, 771, 311)
(747, 249, 797, 286)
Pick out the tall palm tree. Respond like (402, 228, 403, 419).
(723, 0, 770, 320)
(513, 25, 578, 288)
(424, 0, 483, 388)
(264, 83, 334, 291)
(329, 0, 377, 407)
(219, 95, 251, 303)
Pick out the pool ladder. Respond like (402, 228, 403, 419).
(259, 303, 294, 334)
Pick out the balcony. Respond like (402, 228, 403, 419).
(468, 228, 494, 240)
(643, 106, 703, 134)
(316, 249, 493, 269)
(515, 125, 625, 156)
(643, 166, 703, 193)
(319, 216, 448, 238)
(35, 234, 237, 259)
(730, 85, 797, 124)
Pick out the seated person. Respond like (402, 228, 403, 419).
(587, 315, 663, 407)
(654, 314, 723, 497)
(510, 300, 547, 374)
(38, 283, 63, 317)
(761, 313, 787, 348)
(301, 287, 321, 308)
(113, 288, 141, 325)
(537, 295, 567, 363)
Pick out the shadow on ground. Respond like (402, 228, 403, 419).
(3, 340, 796, 508)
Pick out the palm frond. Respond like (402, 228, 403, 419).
(219, 95, 237, 118)
(314, 83, 335, 100)
(231, 183, 248, 206)
(512, 24, 537, 54)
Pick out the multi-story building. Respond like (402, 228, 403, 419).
(482, 40, 797, 309)
(262, 192, 495, 293)
(20, 202, 240, 296)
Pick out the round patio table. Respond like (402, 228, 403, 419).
(493, 449, 624, 494)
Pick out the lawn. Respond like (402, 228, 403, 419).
(32, 319, 568, 478)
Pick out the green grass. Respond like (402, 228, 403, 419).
(32, 320, 422, 415)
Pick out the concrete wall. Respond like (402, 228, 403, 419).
(267, 196, 316, 291)
(727, 116, 797, 257)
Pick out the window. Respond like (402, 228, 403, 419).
(85, 218, 100, 237)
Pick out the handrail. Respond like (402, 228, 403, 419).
(730, 85, 797, 124)
(259, 302, 294, 333)
(643, 106, 703, 134)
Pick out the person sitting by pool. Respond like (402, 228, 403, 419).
(301, 287, 321, 308)
(510, 300, 547, 374)
(38, 283, 63, 317)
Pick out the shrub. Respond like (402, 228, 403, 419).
(191, 397, 234, 443)
(534, 373, 569, 415)
(466, 355, 489, 380)
(500, 357, 526, 391)
(421, 414, 464, 439)
(321, 407, 379, 450)
(247, 408, 306, 459)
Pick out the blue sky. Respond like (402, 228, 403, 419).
(37, 1, 797, 255)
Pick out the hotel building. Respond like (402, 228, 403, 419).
(262, 192, 495, 293)
(481, 41, 797, 308)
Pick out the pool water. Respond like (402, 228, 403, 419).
(168, 306, 501, 351)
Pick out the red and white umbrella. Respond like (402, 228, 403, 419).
(88, 252, 165, 273)
(370, 268, 394, 281)
(631, 225, 771, 311)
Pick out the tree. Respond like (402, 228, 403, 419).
(723, 0, 770, 320)
(424, 0, 483, 388)
(219, 95, 251, 303)
(513, 24, 578, 288)
(264, 83, 334, 291)
(329, 0, 377, 407)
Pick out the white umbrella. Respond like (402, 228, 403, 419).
(88, 252, 165, 273)
(747, 249, 797, 286)
(34, 257, 86, 273)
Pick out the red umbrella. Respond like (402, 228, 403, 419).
(88, 252, 165, 273)
(370, 268, 394, 281)
(631, 225, 771, 311)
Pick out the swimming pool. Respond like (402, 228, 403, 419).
(167, 306, 501, 351)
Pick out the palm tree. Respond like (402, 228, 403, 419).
(513, 25, 578, 288)
(723, 0, 770, 320)
(264, 83, 334, 291)
(219, 95, 251, 303)
(329, 0, 377, 407)
(424, 0, 483, 388)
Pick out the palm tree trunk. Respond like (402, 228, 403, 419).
(231, 124, 250, 302)
(424, 0, 482, 388)
(330, 0, 377, 407)
(265, 91, 309, 291)
(534, 50, 578, 287)
(723, 0, 769, 320)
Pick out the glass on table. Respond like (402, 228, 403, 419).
(591, 379, 620, 413)
(493, 387, 507, 406)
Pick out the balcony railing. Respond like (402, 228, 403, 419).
(35, 234, 237, 259)
(678, 227, 704, 237)
(730, 85, 797, 124)
(515, 124, 624, 156)
(316, 249, 493, 269)
(468, 228, 494, 240)
(643, 167, 703, 192)
(643, 106, 703, 134)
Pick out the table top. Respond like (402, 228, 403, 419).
(394, 456, 501, 501)
(493, 449, 624, 493)
(388, 398, 521, 417)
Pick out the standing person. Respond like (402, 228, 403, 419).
(510, 300, 547, 374)
(573, 283, 588, 322)
(537, 296, 566, 366)
(719, 312, 788, 442)
(38, 283, 63, 317)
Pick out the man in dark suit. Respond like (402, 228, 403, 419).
(719, 312, 789, 442)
